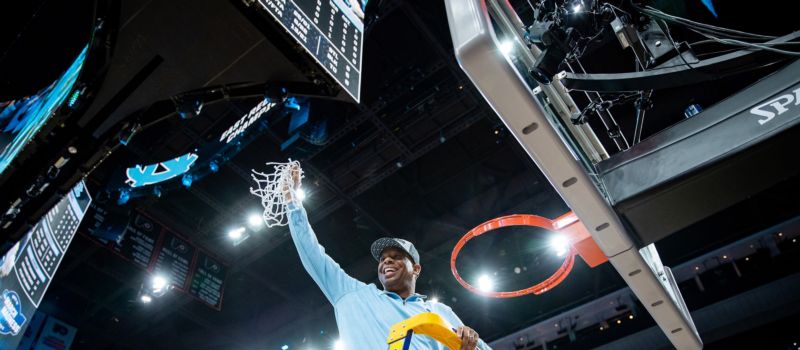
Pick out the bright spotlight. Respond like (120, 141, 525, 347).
(140, 294, 152, 304)
(247, 213, 263, 229)
(477, 275, 494, 292)
(152, 275, 168, 292)
(281, 345, 289, 350)
(228, 227, 246, 240)
(295, 188, 307, 201)
(571, 0, 584, 12)
(430, 297, 439, 303)
(550, 235, 570, 257)
(333, 340, 344, 350)
(499, 40, 514, 56)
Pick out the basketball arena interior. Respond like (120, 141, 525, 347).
(1, 0, 799, 349)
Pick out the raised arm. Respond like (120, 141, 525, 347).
(285, 166, 365, 304)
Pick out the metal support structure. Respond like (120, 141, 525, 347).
(486, 0, 609, 163)
(565, 60, 630, 151)
(444, 1, 702, 348)
(632, 90, 653, 145)
(494, 0, 627, 152)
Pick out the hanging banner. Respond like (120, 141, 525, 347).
(153, 231, 195, 291)
(32, 316, 77, 350)
(0, 181, 91, 349)
(80, 203, 228, 309)
(188, 251, 227, 310)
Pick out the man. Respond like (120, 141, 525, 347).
(285, 166, 491, 349)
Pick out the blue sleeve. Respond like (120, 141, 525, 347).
(287, 203, 366, 304)
(437, 304, 493, 350)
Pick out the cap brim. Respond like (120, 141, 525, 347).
(370, 238, 414, 263)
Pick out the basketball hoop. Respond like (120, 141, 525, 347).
(450, 212, 607, 298)
(249, 160, 304, 227)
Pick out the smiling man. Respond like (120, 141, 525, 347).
(285, 166, 491, 350)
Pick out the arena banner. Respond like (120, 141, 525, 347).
(31, 315, 77, 350)
(0, 181, 92, 349)
(81, 203, 228, 310)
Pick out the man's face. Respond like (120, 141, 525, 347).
(377, 247, 420, 292)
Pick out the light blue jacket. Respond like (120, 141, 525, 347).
(288, 203, 492, 349)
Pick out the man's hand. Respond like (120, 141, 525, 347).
(456, 326, 479, 350)
(282, 163, 302, 202)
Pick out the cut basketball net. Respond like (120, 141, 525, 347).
(250, 160, 304, 227)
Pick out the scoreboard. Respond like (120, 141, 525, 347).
(258, 0, 364, 101)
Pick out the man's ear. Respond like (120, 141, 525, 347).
(413, 264, 422, 278)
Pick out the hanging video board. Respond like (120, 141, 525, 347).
(258, 0, 364, 101)
(0, 46, 86, 176)
(0, 181, 91, 350)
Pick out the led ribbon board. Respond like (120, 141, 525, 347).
(258, 0, 364, 101)
(125, 153, 199, 188)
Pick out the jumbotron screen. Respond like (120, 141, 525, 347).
(258, 0, 364, 102)
(0, 46, 86, 176)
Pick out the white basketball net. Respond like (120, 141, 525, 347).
(249, 160, 304, 227)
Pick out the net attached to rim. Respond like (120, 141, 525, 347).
(249, 160, 304, 227)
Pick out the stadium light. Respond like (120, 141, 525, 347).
(152, 275, 168, 293)
(248, 213, 263, 229)
(550, 234, 570, 257)
(228, 227, 246, 240)
(478, 275, 494, 292)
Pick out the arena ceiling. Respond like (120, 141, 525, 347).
(2, 0, 799, 349)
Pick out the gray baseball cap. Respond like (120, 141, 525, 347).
(370, 237, 420, 264)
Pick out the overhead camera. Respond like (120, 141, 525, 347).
(526, 0, 620, 84)
(530, 26, 575, 84)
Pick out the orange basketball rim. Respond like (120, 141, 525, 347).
(450, 211, 608, 298)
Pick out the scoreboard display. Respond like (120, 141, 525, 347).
(258, 0, 364, 101)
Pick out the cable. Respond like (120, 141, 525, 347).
(640, 6, 777, 40)
(690, 39, 800, 47)
(526, 0, 536, 13)
(634, 4, 800, 57)
(690, 29, 800, 56)
(657, 19, 695, 70)
(695, 47, 740, 58)
(640, 5, 776, 39)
